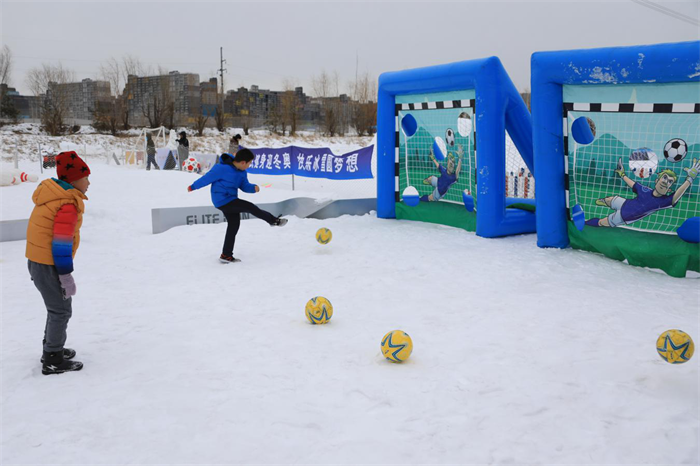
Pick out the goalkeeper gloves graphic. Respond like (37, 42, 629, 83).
(684, 158, 700, 182)
(614, 158, 626, 178)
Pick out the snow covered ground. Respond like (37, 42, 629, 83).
(1, 143, 699, 464)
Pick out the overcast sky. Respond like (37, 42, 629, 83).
(2, 1, 698, 96)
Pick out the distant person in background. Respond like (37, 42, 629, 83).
(228, 134, 242, 155)
(146, 133, 159, 170)
(177, 131, 189, 169)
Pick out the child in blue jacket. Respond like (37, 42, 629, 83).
(188, 149, 287, 263)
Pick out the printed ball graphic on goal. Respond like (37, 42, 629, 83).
(316, 228, 332, 245)
(457, 112, 472, 137)
(663, 138, 687, 163)
(432, 137, 447, 161)
(183, 157, 201, 173)
(629, 148, 658, 179)
(445, 128, 456, 147)
(656, 329, 694, 364)
(305, 296, 333, 325)
(381, 330, 413, 363)
(402, 186, 420, 207)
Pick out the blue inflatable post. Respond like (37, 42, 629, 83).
(531, 40, 700, 249)
(377, 57, 535, 238)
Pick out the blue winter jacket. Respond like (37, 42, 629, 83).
(190, 154, 257, 207)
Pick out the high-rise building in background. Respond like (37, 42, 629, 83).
(47, 78, 112, 122)
(125, 71, 200, 126)
(200, 77, 218, 118)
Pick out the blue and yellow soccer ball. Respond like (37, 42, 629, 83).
(305, 297, 333, 324)
(656, 329, 694, 364)
(316, 228, 332, 245)
(381, 330, 413, 363)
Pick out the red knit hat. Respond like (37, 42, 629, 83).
(56, 151, 91, 183)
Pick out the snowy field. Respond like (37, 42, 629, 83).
(1, 150, 699, 464)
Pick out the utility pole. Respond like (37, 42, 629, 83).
(218, 47, 227, 107)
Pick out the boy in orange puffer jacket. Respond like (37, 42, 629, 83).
(26, 151, 90, 375)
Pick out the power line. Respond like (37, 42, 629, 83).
(630, 0, 700, 26)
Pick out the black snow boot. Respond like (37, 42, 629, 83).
(40, 347, 76, 363)
(42, 350, 83, 375)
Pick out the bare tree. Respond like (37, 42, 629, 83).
(122, 54, 151, 79)
(240, 113, 252, 135)
(140, 70, 174, 129)
(193, 105, 210, 136)
(142, 92, 165, 128)
(214, 102, 226, 133)
(119, 56, 152, 129)
(280, 78, 300, 136)
(157, 67, 175, 129)
(0, 45, 12, 87)
(312, 70, 342, 136)
(266, 102, 281, 135)
(351, 72, 377, 136)
(96, 57, 124, 134)
(0, 45, 18, 124)
(520, 87, 531, 111)
(26, 63, 76, 135)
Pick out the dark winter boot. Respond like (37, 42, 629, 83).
(40, 347, 76, 363)
(42, 350, 83, 375)
(272, 217, 288, 227)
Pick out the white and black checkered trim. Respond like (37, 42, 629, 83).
(394, 99, 476, 202)
(562, 101, 700, 219)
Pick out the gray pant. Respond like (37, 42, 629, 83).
(28, 260, 72, 353)
(177, 145, 189, 169)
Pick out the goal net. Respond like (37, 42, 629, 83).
(565, 105, 700, 234)
(506, 133, 534, 200)
(397, 91, 477, 206)
(126, 127, 168, 168)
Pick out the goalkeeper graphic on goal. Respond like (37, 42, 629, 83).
(585, 157, 700, 228)
(420, 145, 463, 202)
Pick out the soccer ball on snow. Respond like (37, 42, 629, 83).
(381, 330, 413, 363)
(183, 157, 201, 173)
(445, 128, 455, 147)
(663, 138, 687, 163)
(656, 329, 694, 364)
(305, 296, 333, 324)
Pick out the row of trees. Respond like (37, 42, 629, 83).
(309, 70, 376, 137)
(265, 70, 377, 138)
(0, 45, 379, 137)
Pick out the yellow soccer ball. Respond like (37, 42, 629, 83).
(657, 329, 694, 364)
(381, 330, 413, 363)
(316, 228, 332, 245)
(305, 297, 333, 324)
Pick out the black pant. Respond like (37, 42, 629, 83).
(218, 199, 277, 256)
